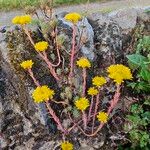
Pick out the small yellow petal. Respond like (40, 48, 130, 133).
(92, 76, 106, 87)
(12, 15, 31, 25)
(76, 57, 91, 68)
(65, 12, 81, 24)
(87, 87, 99, 96)
(75, 97, 89, 111)
(20, 60, 34, 70)
(97, 112, 108, 123)
(34, 41, 49, 52)
(32, 85, 55, 103)
(61, 141, 73, 150)
(107, 64, 133, 85)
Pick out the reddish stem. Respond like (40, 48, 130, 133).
(53, 27, 61, 67)
(78, 85, 121, 137)
(42, 45, 61, 67)
(67, 112, 82, 132)
(69, 24, 76, 82)
(54, 44, 61, 67)
(82, 68, 86, 97)
(52, 99, 68, 105)
(88, 96, 94, 121)
(27, 69, 65, 134)
(69, 111, 104, 137)
(38, 52, 60, 81)
(68, 111, 101, 134)
(78, 123, 104, 137)
(45, 100, 67, 134)
(92, 92, 100, 133)
(23, 27, 35, 46)
(82, 111, 87, 130)
(28, 69, 40, 86)
(107, 85, 121, 115)
(23, 26, 60, 81)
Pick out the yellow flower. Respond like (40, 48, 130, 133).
(12, 15, 31, 25)
(75, 97, 89, 111)
(32, 85, 55, 103)
(97, 112, 108, 123)
(20, 60, 34, 70)
(87, 87, 99, 96)
(12, 16, 20, 24)
(92, 76, 106, 87)
(107, 64, 133, 85)
(34, 41, 49, 52)
(64, 12, 81, 24)
(76, 57, 91, 68)
(61, 141, 73, 150)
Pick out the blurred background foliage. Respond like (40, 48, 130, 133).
(0, 0, 107, 11)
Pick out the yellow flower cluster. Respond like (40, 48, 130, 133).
(61, 141, 73, 150)
(76, 57, 91, 68)
(75, 97, 89, 111)
(107, 64, 133, 85)
(97, 112, 108, 123)
(12, 15, 31, 25)
(20, 60, 34, 70)
(65, 12, 81, 24)
(34, 41, 49, 52)
(87, 87, 98, 96)
(92, 76, 106, 87)
(32, 85, 55, 103)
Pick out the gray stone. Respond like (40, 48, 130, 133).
(57, 12, 95, 61)
(0, 51, 56, 149)
(88, 13, 123, 67)
(0, 7, 150, 149)
(109, 8, 138, 30)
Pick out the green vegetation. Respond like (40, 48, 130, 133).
(127, 35, 150, 93)
(54, 0, 97, 5)
(99, 7, 113, 13)
(6, 11, 134, 149)
(124, 101, 150, 149)
(0, 0, 39, 10)
(123, 25, 150, 149)
(2, 2, 149, 149)
(0, 0, 102, 11)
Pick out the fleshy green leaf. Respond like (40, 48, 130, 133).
(127, 54, 148, 67)
(140, 68, 150, 81)
(141, 111, 150, 122)
(144, 99, 150, 106)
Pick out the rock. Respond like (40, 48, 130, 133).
(57, 12, 95, 60)
(38, 141, 58, 150)
(88, 13, 123, 67)
(88, 13, 111, 25)
(79, 139, 94, 150)
(87, 9, 149, 68)
(77, 17, 95, 60)
(0, 7, 150, 149)
(0, 51, 57, 149)
(109, 8, 150, 33)
(109, 8, 138, 30)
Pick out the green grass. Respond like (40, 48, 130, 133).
(0, 0, 101, 11)
(0, 0, 40, 10)
(99, 7, 113, 13)
(54, 0, 96, 5)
